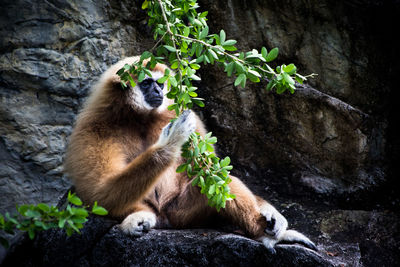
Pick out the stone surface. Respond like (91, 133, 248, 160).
(2, 215, 333, 267)
(0, 0, 152, 213)
(197, 0, 398, 202)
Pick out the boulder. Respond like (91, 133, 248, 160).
(3, 215, 333, 267)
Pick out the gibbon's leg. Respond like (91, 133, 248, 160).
(170, 176, 274, 239)
(220, 176, 268, 238)
(256, 197, 317, 252)
(99, 111, 196, 216)
(120, 205, 157, 236)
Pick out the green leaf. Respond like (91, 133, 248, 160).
(25, 209, 41, 218)
(193, 98, 205, 107)
(265, 47, 279, 62)
(283, 64, 296, 75)
(282, 72, 295, 85)
(219, 30, 226, 44)
(116, 68, 125, 76)
(176, 164, 188, 173)
(208, 184, 216, 195)
(73, 208, 89, 217)
(199, 11, 208, 18)
(37, 203, 50, 212)
(158, 75, 168, 84)
(164, 45, 176, 52)
(234, 73, 246, 87)
(247, 70, 261, 82)
(208, 136, 217, 144)
(28, 227, 35, 240)
(123, 64, 130, 71)
(261, 47, 268, 59)
(199, 26, 209, 39)
(169, 76, 178, 87)
(171, 61, 179, 69)
(58, 217, 66, 228)
(142, 0, 149, 9)
(208, 49, 218, 60)
(222, 45, 237, 52)
(140, 51, 152, 61)
(190, 63, 201, 70)
(138, 70, 145, 82)
(128, 76, 136, 88)
(183, 27, 190, 37)
(220, 157, 231, 167)
(222, 40, 237, 46)
(92, 202, 108, 216)
(68, 192, 83, 206)
(226, 62, 235, 77)
(234, 62, 245, 73)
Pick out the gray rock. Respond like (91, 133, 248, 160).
(3, 215, 333, 267)
(196, 0, 398, 201)
(0, 0, 151, 214)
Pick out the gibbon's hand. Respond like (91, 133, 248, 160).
(157, 110, 196, 151)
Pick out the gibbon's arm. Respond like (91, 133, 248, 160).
(91, 111, 196, 217)
(96, 143, 176, 216)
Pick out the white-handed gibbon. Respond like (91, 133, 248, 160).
(64, 56, 317, 252)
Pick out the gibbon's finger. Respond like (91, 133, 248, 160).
(178, 109, 191, 123)
(164, 121, 173, 136)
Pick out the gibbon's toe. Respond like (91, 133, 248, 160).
(119, 211, 157, 236)
(303, 239, 318, 251)
(279, 229, 318, 251)
(258, 236, 278, 254)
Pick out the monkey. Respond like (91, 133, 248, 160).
(64, 56, 317, 253)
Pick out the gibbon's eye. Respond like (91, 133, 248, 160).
(140, 78, 153, 90)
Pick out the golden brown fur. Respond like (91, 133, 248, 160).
(64, 57, 316, 249)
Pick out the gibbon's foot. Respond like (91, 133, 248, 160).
(258, 203, 317, 252)
(259, 202, 288, 239)
(119, 211, 157, 236)
(157, 110, 196, 151)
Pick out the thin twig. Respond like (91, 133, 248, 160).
(157, 0, 184, 111)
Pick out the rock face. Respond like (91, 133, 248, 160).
(198, 0, 398, 201)
(3, 215, 334, 267)
(0, 0, 152, 212)
(0, 0, 399, 266)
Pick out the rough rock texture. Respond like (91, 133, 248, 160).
(0, 0, 152, 212)
(198, 0, 398, 201)
(3, 215, 334, 267)
(0, 0, 399, 266)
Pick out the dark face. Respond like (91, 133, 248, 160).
(139, 78, 164, 108)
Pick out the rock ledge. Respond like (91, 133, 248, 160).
(3, 215, 333, 267)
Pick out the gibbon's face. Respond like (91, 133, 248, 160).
(128, 71, 168, 112)
(139, 78, 164, 108)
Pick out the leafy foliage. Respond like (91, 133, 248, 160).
(117, 0, 316, 211)
(0, 191, 107, 248)
(177, 133, 235, 211)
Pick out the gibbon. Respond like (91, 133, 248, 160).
(64, 56, 316, 252)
